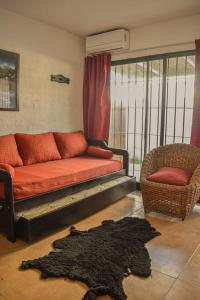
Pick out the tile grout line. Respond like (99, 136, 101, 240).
(151, 268, 177, 280)
(163, 276, 200, 300)
(162, 242, 200, 299)
(0, 293, 8, 300)
(177, 242, 200, 280)
(161, 275, 178, 300)
(163, 277, 179, 300)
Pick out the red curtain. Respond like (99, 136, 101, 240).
(190, 39, 200, 147)
(83, 53, 111, 142)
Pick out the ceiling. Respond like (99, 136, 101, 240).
(0, 0, 200, 37)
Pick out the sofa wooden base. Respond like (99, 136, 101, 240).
(15, 175, 135, 242)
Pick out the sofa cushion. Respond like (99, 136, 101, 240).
(54, 131, 88, 158)
(0, 134, 23, 167)
(147, 167, 192, 186)
(15, 132, 61, 165)
(13, 156, 122, 200)
(0, 163, 15, 199)
(86, 146, 113, 159)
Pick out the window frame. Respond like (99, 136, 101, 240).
(110, 49, 196, 183)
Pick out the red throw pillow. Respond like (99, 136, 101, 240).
(15, 132, 61, 165)
(86, 146, 113, 159)
(0, 134, 23, 167)
(54, 131, 88, 158)
(147, 167, 193, 186)
(0, 163, 15, 199)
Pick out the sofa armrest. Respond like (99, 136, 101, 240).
(0, 168, 15, 242)
(87, 138, 129, 175)
(0, 168, 13, 207)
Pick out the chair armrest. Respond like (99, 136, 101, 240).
(140, 150, 157, 181)
(87, 138, 129, 175)
(189, 164, 200, 186)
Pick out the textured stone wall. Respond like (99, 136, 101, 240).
(0, 8, 84, 135)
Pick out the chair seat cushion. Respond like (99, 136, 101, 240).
(147, 167, 193, 186)
(12, 156, 122, 200)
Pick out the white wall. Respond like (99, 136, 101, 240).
(112, 14, 200, 61)
(0, 8, 84, 135)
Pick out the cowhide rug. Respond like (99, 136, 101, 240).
(20, 217, 160, 300)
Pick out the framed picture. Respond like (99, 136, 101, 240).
(0, 49, 19, 111)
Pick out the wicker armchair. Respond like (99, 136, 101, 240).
(140, 144, 200, 220)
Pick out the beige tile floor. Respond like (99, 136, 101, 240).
(0, 191, 200, 300)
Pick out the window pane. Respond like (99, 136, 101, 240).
(165, 55, 195, 143)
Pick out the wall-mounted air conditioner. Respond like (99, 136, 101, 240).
(86, 29, 129, 54)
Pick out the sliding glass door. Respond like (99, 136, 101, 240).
(109, 51, 195, 181)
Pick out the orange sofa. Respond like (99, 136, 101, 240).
(0, 131, 131, 242)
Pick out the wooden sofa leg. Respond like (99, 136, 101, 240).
(6, 232, 16, 243)
(5, 209, 16, 243)
(0, 171, 16, 242)
(6, 224, 16, 242)
(0, 207, 16, 242)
